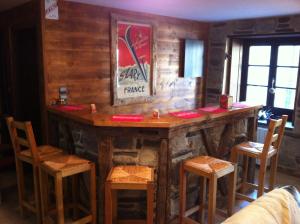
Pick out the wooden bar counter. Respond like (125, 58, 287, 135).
(47, 104, 261, 224)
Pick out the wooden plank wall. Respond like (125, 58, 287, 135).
(43, 1, 209, 114)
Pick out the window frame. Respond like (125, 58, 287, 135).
(240, 37, 300, 122)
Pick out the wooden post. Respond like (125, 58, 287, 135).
(98, 135, 113, 223)
(208, 174, 217, 224)
(179, 163, 186, 224)
(157, 139, 169, 224)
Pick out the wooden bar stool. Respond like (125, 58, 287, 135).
(6, 117, 63, 223)
(179, 156, 237, 224)
(230, 115, 288, 202)
(105, 166, 154, 224)
(39, 155, 96, 224)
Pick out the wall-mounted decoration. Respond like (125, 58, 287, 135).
(183, 39, 204, 78)
(45, 0, 59, 20)
(111, 14, 157, 106)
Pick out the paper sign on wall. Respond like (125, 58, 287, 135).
(45, 0, 59, 20)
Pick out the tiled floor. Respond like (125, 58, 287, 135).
(0, 169, 299, 224)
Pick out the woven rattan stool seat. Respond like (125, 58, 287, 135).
(107, 166, 154, 185)
(180, 156, 237, 224)
(184, 156, 234, 178)
(105, 166, 154, 224)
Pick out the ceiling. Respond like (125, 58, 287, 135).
(1, 0, 300, 21)
(67, 0, 300, 21)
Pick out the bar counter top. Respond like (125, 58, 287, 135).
(47, 102, 262, 129)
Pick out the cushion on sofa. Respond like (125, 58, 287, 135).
(281, 185, 300, 207)
(222, 187, 300, 224)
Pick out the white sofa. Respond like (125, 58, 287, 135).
(222, 186, 300, 224)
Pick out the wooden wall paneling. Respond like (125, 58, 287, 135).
(43, 1, 209, 114)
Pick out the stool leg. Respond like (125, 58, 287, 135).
(15, 159, 25, 217)
(147, 182, 154, 224)
(269, 155, 278, 191)
(71, 175, 79, 220)
(208, 175, 217, 224)
(257, 159, 267, 198)
(179, 163, 187, 224)
(241, 156, 249, 194)
(55, 172, 64, 224)
(90, 164, 97, 224)
(199, 177, 206, 223)
(43, 171, 49, 215)
(227, 165, 237, 216)
(105, 182, 112, 224)
(112, 190, 117, 223)
(39, 167, 47, 223)
(33, 165, 41, 224)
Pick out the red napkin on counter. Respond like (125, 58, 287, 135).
(232, 102, 249, 108)
(169, 111, 204, 119)
(111, 114, 144, 122)
(198, 106, 228, 114)
(55, 105, 85, 111)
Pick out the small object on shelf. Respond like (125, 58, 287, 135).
(58, 87, 68, 105)
(220, 95, 233, 109)
(56, 98, 67, 105)
(152, 109, 160, 118)
(90, 104, 97, 113)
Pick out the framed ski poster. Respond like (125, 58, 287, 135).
(111, 14, 157, 106)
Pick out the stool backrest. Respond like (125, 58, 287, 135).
(6, 117, 40, 163)
(262, 115, 288, 157)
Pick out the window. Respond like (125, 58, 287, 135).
(240, 37, 300, 122)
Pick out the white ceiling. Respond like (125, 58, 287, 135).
(0, 0, 30, 12)
(1, 0, 300, 21)
(67, 0, 300, 21)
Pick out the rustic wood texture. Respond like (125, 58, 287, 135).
(98, 135, 113, 224)
(157, 139, 169, 224)
(43, 1, 209, 113)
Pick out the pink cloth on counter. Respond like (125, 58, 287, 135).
(169, 111, 204, 119)
(232, 102, 249, 108)
(111, 114, 144, 122)
(55, 105, 85, 111)
(198, 106, 228, 114)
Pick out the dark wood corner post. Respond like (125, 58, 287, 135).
(97, 134, 113, 224)
(157, 138, 170, 224)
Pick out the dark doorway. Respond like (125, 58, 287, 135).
(12, 27, 42, 144)
(0, 32, 11, 144)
